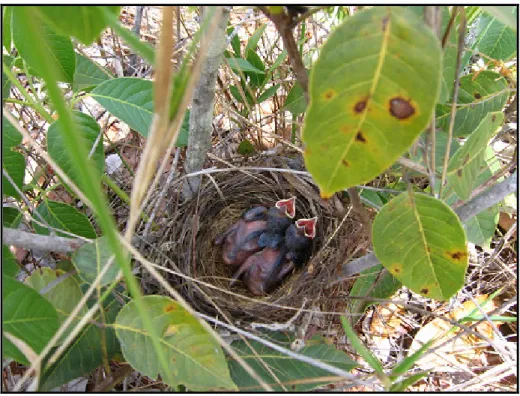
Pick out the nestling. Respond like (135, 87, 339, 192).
(214, 197, 296, 266)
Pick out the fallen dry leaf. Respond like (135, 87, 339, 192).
(409, 295, 501, 371)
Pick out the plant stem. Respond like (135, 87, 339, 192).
(439, 7, 466, 198)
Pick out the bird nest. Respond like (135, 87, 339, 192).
(143, 157, 369, 323)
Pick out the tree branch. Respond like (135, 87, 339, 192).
(2, 228, 90, 253)
(337, 172, 518, 280)
(182, 6, 230, 199)
(262, 7, 309, 102)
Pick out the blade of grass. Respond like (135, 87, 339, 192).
(389, 339, 434, 379)
(340, 316, 390, 388)
(389, 372, 429, 391)
(15, 6, 175, 388)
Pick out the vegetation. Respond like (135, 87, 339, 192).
(2, 6, 517, 391)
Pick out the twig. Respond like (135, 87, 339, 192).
(439, 7, 466, 197)
(291, 6, 330, 28)
(2, 227, 90, 253)
(196, 312, 378, 389)
(347, 188, 372, 244)
(455, 171, 517, 223)
(262, 7, 309, 102)
(441, 6, 459, 49)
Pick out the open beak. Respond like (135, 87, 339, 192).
(275, 196, 296, 219)
(295, 217, 317, 239)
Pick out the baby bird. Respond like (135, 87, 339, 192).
(231, 216, 318, 296)
(215, 197, 296, 267)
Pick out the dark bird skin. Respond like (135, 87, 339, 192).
(230, 216, 318, 296)
(215, 197, 296, 267)
(230, 247, 295, 296)
(214, 206, 267, 266)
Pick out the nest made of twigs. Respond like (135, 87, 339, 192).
(143, 156, 369, 323)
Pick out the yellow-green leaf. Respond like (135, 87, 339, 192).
(25, 268, 88, 344)
(303, 7, 442, 197)
(447, 112, 504, 200)
(436, 71, 508, 137)
(114, 295, 236, 391)
(373, 192, 468, 301)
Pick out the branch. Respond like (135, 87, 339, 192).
(182, 6, 231, 199)
(2, 227, 90, 253)
(338, 172, 518, 279)
(262, 7, 309, 102)
(455, 171, 517, 223)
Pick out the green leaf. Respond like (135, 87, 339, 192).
(47, 111, 105, 193)
(34, 6, 120, 45)
(114, 295, 236, 391)
(237, 140, 255, 156)
(373, 192, 468, 301)
(2, 54, 14, 101)
(230, 84, 253, 105)
(72, 236, 121, 287)
(229, 334, 358, 391)
(91, 78, 153, 137)
(475, 7, 517, 61)
(227, 57, 264, 74)
(227, 26, 241, 57)
(32, 200, 96, 239)
(2, 206, 22, 228)
(303, 7, 442, 197)
(360, 189, 385, 208)
(481, 6, 517, 31)
(245, 25, 267, 53)
(39, 294, 121, 391)
(12, 7, 75, 84)
(411, 131, 460, 173)
(25, 268, 88, 344)
(2, 245, 19, 278)
(347, 265, 402, 324)
(436, 71, 508, 137)
(245, 49, 266, 88)
(73, 52, 113, 92)
(465, 205, 499, 248)
(175, 110, 190, 147)
(269, 50, 288, 74)
(3, 115, 22, 148)
(404, 6, 457, 103)
(446, 112, 504, 200)
(2, 116, 25, 198)
(257, 84, 280, 103)
(2, 146, 25, 199)
(3, 6, 13, 52)
(463, 147, 501, 248)
(283, 82, 307, 115)
(3, 276, 60, 365)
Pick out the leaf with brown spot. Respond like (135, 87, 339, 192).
(303, 7, 441, 196)
(447, 112, 504, 200)
(388, 97, 415, 120)
(373, 192, 468, 301)
(355, 131, 367, 143)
